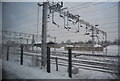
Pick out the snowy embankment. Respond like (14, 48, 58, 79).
(3, 60, 69, 79)
(2, 45, 118, 79)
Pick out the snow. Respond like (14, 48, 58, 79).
(3, 59, 116, 79)
(3, 60, 69, 79)
(94, 44, 102, 47)
(107, 45, 118, 55)
(2, 45, 118, 79)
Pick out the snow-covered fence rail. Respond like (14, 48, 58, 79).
(50, 60, 117, 74)
(7, 44, 117, 76)
(15, 51, 118, 74)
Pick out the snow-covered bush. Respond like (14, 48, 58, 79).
(31, 56, 40, 67)
(67, 67, 79, 74)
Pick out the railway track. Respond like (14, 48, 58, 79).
(51, 56, 118, 72)
(51, 60, 118, 74)
(51, 51, 119, 58)
(10, 51, 118, 74)
(51, 52, 118, 64)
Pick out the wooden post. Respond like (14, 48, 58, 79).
(20, 44, 23, 65)
(68, 48, 72, 78)
(47, 47, 50, 73)
(55, 57, 58, 71)
(7, 45, 9, 61)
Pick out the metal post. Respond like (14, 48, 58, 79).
(92, 26, 95, 55)
(20, 44, 23, 65)
(54, 37, 56, 55)
(105, 33, 107, 53)
(47, 47, 50, 73)
(6, 45, 9, 61)
(55, 57, 58, 71)
(31, 35, 35, 51)
(68, 48, 72, 78)
(41, 2, 48, 68)
(26, 39, 28, 44)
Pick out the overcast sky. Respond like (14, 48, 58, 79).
(2, 1, 119, 43)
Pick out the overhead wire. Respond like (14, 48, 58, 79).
(5, 2, 118, 42)
(5, 2, 117, 29)
(69, 2, 105, 11)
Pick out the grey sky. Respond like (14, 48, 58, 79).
(2, 2, 118, 43)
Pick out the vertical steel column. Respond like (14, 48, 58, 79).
(41, 2, 48, 67)
(55, 57, 58, 71)
(105, 33, 107, 53)
(92, 26, 95, 55)
(20, 44, 23, 65)
(47, 47, 50, 73)
(6, 44, 9, 61)
(31, 35, 35, 51)
(26, 39, 28, 44)
(68, 48, 72, 78)
(54, 37, 56, 55)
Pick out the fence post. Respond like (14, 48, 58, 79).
(20, 44, 23, 65)
(7, 45, 9, 61)
(47, 47, 50, 73)
(68, 48, 72, 78)
(55, 57, 58, 71)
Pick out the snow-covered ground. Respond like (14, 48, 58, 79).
(2, 59, 116, 79)
(107, 45, 118, 55)
(2, 45, 118, 79)
(3, 60, 69, 79)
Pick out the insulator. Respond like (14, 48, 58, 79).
(61, 2, 63, 7)
(60, 14, 64, 17)
(95, 25, 98, 26)
(53, 21, 57, 25)
(64, 27, 68, 29)
(90, 28, 93, 31)
(84, 33, 89, 35)
(67, 27, 71, 29)
(68, 19, 72, 21)
(48, 14, 50, 18)
(76, 30, 79, 32)
(90, 35, 94, 37)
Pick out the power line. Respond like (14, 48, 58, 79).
(81, 4, 118, 17)
(98, 21, 119, 25)
(69, 2, 105, 11)
(4, 2, 117, 30)
(67, 2, 93, 10)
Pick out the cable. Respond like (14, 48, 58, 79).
(67, 2, 93, 10)
(98, 21, 119, 25)
(69, 2, 105, 11)
(82, 4, 118, 18)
